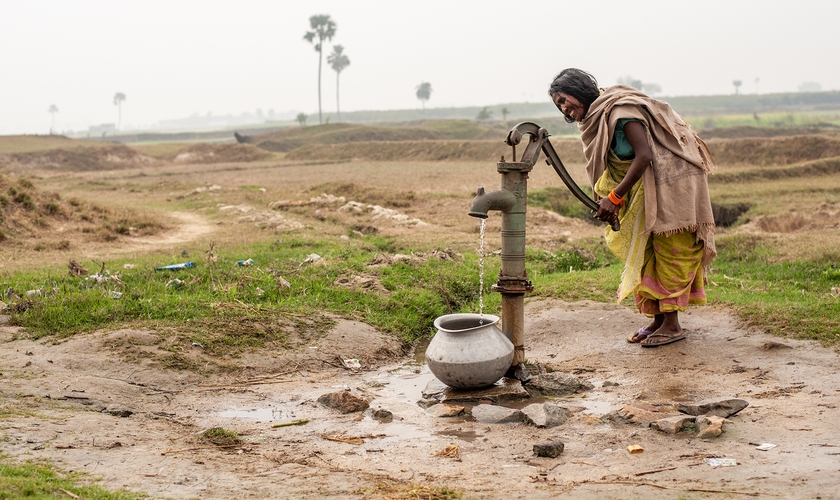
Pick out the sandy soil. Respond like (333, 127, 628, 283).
(2, 155, 839, 498)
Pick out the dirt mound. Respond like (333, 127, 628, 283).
(284, 138, 586, 163)
(252, 121, 503, 152)
(705, 135, 840, 166)
(0, 143, 156, 171)
(0, 134, 78, 155)
(700, 125, 840, 139)
(171, 143, 272, 164)
(0, 172, 166, 248)
(709, 156, 840, 184)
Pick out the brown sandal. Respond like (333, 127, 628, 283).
(640, 332, 685, 348)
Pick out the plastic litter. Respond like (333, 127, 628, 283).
(626, 445, 644, 454)
(300, 253, 322, 265)
(155, 262, 196, 271)
(166, 279, 185, 288)
(756, 443, 777, 451)
(191, 342, 204, 348)
(111, 291, 123, 299)
(25, 289, 42, 298)
(704, 458, 737, 467)
(123, 263, 136, 269)
(343, 359, 361, 369)
(237, 258, 254, 267)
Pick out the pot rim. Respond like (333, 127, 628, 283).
(433, 313, 500, 333)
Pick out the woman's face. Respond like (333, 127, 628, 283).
(552, 92, 587, 122)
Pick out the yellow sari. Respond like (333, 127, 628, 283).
(595, 151, 706, 315)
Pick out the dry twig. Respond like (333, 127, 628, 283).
(582, 480, 762, 496)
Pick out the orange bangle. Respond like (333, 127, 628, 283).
(608, 189, 624, 205)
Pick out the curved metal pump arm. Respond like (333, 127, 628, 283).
(506, 121, 620, 232)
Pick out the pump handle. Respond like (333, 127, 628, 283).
(505, 122, 620, 232)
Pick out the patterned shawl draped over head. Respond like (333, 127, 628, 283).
(578, 85, 717, 267)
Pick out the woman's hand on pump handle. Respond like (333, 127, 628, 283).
(595, 197, 620, 226)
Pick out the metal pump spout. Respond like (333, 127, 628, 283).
(468, 187, 516, 219)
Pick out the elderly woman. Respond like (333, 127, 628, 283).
(548, 68, 716, 347)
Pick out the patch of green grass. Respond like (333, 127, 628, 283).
(528, 186, 598, 223)
(706, 234, 840, 344)
(201, 427, 242, 446)
(0, 456, 146, 499)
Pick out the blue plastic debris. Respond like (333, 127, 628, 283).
(155, 262, 196, 271)
(237, 258, 255, 267)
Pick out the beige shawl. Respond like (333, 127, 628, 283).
(579, 85, 717, 266)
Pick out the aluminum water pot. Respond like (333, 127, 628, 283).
(425, 313, 514, 389)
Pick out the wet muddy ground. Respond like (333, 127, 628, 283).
(2, 299, 839, 499)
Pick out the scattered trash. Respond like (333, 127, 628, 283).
(432, 445, 460, 459)
(155, 262, 196, 271)
(276, 276, 291, 289)
(0, 300, 6, 311)
(255, 287, 265, 297)
(704, 458, 737, 467)
(166, 279, 185, 288)
(627, 445, 644, 454)
(756, 443, 777, 451)
(237, 258, 254, 267)
(322, 433, 384, 445)
(300, 253, 322, 265)
(331, 385, 350, 389)
(111, 291, 123, 299)
(271, 419, 308, 428)
(123, 263, 136, 269)
(191, 342, 204, 348)
(25, 289, 42, 298)
(343, 358, 361, 369)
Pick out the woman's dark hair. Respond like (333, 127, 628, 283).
(548, 68, 599, 123)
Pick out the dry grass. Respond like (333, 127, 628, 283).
(0, 134, 77, 154)
(170, 143, 274, 164)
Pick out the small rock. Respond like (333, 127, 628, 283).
(525, 372, 594, 397)
(603, 405, 670, 427)
(317, 390, 369, 413)
(422, 377, 528, 404)
(416, 398, 438, 409)
(678, 398, 748, 418)
(602, 381, 620, 387)
(521, 403, 572, 428)
(0, 315, 10, 325)
(762, 341, 792, 350)
(471, 404, 523, 424)
(533, 441, 565, 458)
(425, 404, 465, 418)
(103, 406, 133, 418)
(371, 409, 393, 422)
(650, 415, 696, 434)
(696, 415, 729, 439)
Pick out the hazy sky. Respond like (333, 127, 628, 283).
(2, 0, 839, 135)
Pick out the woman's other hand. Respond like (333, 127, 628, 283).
(595, 197, 619, 225)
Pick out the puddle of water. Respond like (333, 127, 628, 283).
(434, 429, 481, 442)
(217, 406, 298, 423)
(411, 337, 432, 366)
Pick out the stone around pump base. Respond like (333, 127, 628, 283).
(317, 390, 369, 413)
(650, 415, 696, 434)
(421, 377, 529, 404)
(525, 372, 594, 397)
(471, 404, 524, 424)
(521, 403, 572, 428)
(533, 441, 565, 458)
(678, 398, 748, 418)
(696, 415, 730, 439)
(425, 404, 465, 418)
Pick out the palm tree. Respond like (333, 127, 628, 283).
(296, 113, 308, 127)
(327, 45, 350, 123)
(48, 104, 58, 134)
(113, 92, 126, 130)
(501, 107, 510, 120)
(416, 82, 432, 111)
(303, 14, 337, 125)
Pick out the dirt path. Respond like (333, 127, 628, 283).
(2, 299, 838, 499)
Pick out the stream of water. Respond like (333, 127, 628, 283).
(478, 218, 486, 324)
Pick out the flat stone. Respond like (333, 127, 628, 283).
(522, 403, 572, 428)
(533, 441, 565, 458)
(422, 377, 529, 404)
(425, 404, 464, 418)
(678, 398, 748, 418)
(696, 415, 729, 439)
(471, 404, 523, 424)
(604, 405, 677, 427)
(650, 415, 696, 434)
(0, 315, 10, 326)
(317, 390, 369, 413)
(416, 398, 438, 409)
(525, 372, 594, 397)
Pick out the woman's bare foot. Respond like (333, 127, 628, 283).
(640, 312, 684, 347)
